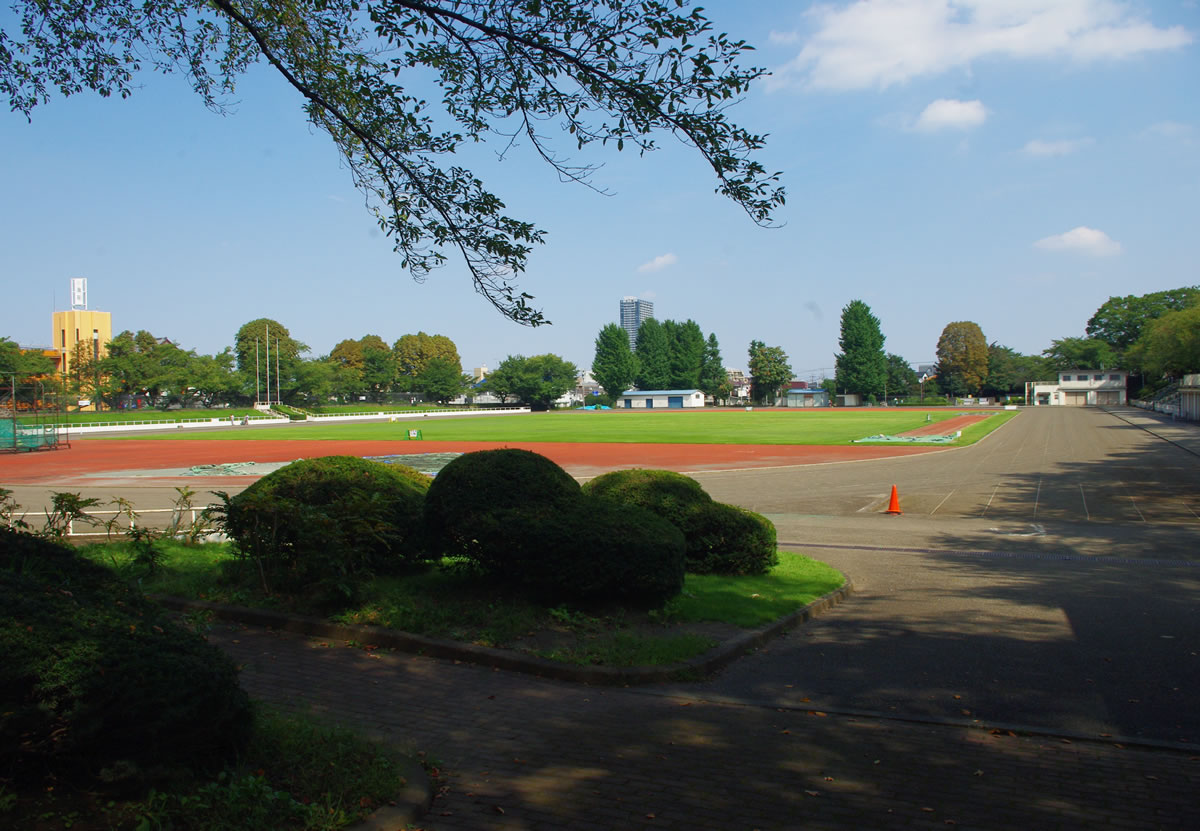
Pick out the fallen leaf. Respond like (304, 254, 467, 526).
(922, 807, 935, 813)
(973, 770, 984, 777)
(960, 709, 971, 716)
(645, 813, 656, 819)
(804, 790, 820, 797)
(494, 806, 505, 814)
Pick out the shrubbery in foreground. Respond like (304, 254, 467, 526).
(0, 527, 252, 787)
(584, 468, 778, 575)
(220, 455, 431, 602)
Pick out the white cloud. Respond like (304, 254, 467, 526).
(636, 253, 678, 273)
(1034, 226, 1122, 256)
(914, 98, 987, 131)
(769, 0, 1193, 91)
(1023, 137, 1094, 156)
(1143, 120, 1195, 140)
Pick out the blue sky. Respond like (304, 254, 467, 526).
(2, 0, 1197, 381)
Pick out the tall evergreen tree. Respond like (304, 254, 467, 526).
(698, 333, 728, 402)
(592, 323, 639, 402)
(635, 318, 671, 390)
(667, 319, 706, 388)
(834, 300, 887, 400)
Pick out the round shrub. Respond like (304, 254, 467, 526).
(222, 456, 430, 596)
(581, 468, 713, 529)
(0, 527, 252, 785)
(685, 502, 779, 575)
(469, 499, 686, 607)
(423, 449, 581, 560)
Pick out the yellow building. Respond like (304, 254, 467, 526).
(52, 278, 112, 376)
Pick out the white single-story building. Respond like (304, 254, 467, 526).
(1029, 370, 1128, 406)
(619, 389, 705, 409)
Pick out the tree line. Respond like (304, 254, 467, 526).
(832, 286, 1200, 402)
(1, 320, 476, 410)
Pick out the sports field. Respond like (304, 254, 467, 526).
(108, 409, 1015, 446)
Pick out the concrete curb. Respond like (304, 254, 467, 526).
(155, 579, 853, 686)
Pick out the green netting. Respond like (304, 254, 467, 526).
(0, 420, 60, 451)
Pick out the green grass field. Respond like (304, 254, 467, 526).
(107, 408, 1019, 446)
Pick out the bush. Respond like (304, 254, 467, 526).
(581, 468, 713, 529)
(220, 456, 430, 600)
(583, 469, 773, 573)
(423, 448, 581, 558)
(469, 500, 686, 607)
(685, 502, 778, 575)
(0, 527, 252, 786)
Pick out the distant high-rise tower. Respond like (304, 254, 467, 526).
(620, 297, 654, 350)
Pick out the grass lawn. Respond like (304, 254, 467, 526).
(82, 542, 845, 668)
(110, 408, 1013, 446)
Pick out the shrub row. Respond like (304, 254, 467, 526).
(220, 451, 778, 609)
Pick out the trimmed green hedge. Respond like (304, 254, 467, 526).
(583, 468, 778, 575)
(0, 528, 252, 786)
(581, 469, 712, 528)
(423, 448, 581, 560)
(221, 456, 431, 602)
(686, 501, 778, 575)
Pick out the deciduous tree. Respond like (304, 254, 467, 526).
(1042, 337, 1117, 372)
(748, 340, 791, 405)
(935, 322, 989, 396)
(884, 353, 917, 401)
(1086, 287, 1199, 352)
(417, 356, 469, 404)
(3, 0, 784, 324)
(483, 354, 577, 411)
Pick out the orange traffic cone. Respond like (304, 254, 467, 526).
(885, 485, 902, 515)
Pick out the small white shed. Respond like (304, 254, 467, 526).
(619, 389, 705, 409)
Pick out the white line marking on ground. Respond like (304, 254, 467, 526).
(1033, 476, 1042, 518)
(1079, 484, 1090, 520)
(930, 489, 956, 516)
(1118, 480, 1146, 522)
(1181, 500, 1199, 520)
(980, 481, 1003, 517)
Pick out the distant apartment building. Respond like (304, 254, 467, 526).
(620, 297, 654, 349)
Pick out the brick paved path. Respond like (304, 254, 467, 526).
(209, 624, 1199, 831)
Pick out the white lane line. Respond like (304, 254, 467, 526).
(1180, 500, 1199, 520)
(930, 489, 956, 516)
(1033, 476, 1042, 518)
(980, 481, 1003, 517)
(1079, 484, 1090, 521)
(1118, 480, 1146, 522)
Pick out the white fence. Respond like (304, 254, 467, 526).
(66, 506, 220, 538)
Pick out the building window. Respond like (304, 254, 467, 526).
(1061, 374, 1072, 381)
(1109, 374, 1121, 381)
(1093, 374, 1104, 381)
